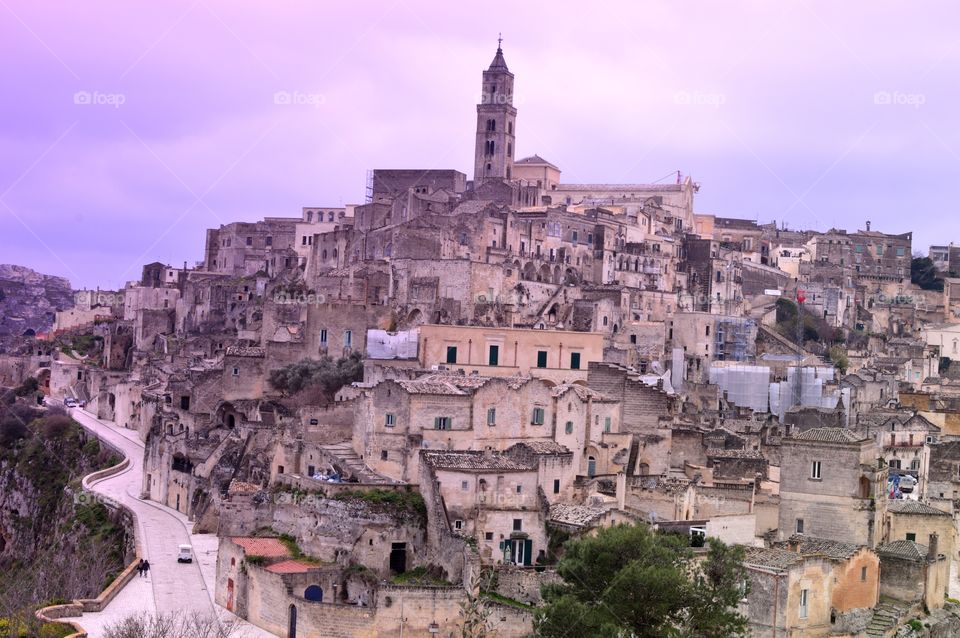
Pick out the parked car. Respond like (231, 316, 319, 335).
(177, 544, 193, 563)
(77, 400, 86, 408)
(899, 475, 917, 493)
(64, 398, 77, 408)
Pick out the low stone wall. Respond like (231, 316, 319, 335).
(491, 565, 561, 605)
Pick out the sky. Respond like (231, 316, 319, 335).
(1, 1, 959, 290)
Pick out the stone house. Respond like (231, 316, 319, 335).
(421, 449, 547, 567)
(741, 537, 880, 638)
(875, 536, 949, 611)
(778, 428, 887, 546)
(884, 499, 955, 566)
(417, 323, 603, 384)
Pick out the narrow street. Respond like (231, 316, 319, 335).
(64, 409, 277, 637)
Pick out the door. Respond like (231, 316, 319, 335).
(226, 579, 234, 611)
(587, 457, 597, 477)
(390, 542, 407, 574)
(523, 539, 533, 566)
(288, 605, 297, 638)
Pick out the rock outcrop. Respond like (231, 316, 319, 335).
(0, 264, 74, 341)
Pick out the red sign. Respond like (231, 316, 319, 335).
(796, 290, 806, 304)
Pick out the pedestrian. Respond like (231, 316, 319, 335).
(142, 559, 150, 578)
(137, 559, 145, 578)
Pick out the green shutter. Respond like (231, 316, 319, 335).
(523, 540, 533, 566)
(570, 352, 581, 369)
(537, 351, 548, 368)
(446, 346, 457, 364)
(489, 345, 499, 366)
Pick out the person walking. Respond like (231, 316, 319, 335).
(137, 559, 145, 578)
(142, 559, 151, 579)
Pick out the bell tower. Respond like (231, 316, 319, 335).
(473, 36, 516, 186)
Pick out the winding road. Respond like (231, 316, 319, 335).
(64, 409, 277, 638)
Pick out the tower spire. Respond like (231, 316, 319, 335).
(498, 32, 503, 50)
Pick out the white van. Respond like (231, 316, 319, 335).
(177, 544, 193, 563)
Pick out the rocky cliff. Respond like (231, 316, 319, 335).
(0, 264, 74, 341)
(0, 400, 131, 630)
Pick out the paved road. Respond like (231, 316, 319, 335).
(64, 409, 277, 638)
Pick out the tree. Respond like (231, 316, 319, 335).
(104, 612, 242, 638)
(911, 257, 944, 291)
(268, 352, 363, 398)
(828, 345, 849, 374)
(535, 524, 748, 638)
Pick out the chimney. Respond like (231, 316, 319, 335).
(616, 472, 626, 510)
(866, 221, 871, 232)
(928, 533, 939, 561)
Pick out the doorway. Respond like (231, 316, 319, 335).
(390, 542, 407, 574)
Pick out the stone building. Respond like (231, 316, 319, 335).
(778, 427, 887, 546)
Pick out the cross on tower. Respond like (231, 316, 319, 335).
(498, 33, 503, 49)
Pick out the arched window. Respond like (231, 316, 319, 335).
(602, 316, 608, 326)
(328, 211, 335, 222)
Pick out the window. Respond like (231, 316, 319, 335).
(604, 417, 612, 433)
(516, 485, 522, 494)
(532, 407, 545, 425)
(488, 344, 499, 366)
(565, 421, 573, 434)
(344, 330, 353, 347)
(513, 519, 522, 532)
(180, 396, 190, 410)
(461, 481, 469, 491)
(266, 236, 273, 246)
(906, 532, 916, 542)
(380, 450, 388, 460)
(570, 352, 581, 370)
(246, 236, 252, 246)
(796, 518, 804, 534)
(385, 413, 395, 427)
(811, 461, 822, 480)
(232, 367, 240, 377)
(454, 520, 463, 530)
(487, 408, 496, 426)
(799, 589, 808, 619)
(553, 479, 560, 494)
(307, 465, 315, 476)
(446, 346, 457, 364)
(630, 334, 637, 345)
(485, 532, 494, 541)
(860, 566, 867, 581)
(572, 230, 578, 243)
(896, 247, 905, 257)
(434, 417, 452, 430)
(537, 350, 548, 368)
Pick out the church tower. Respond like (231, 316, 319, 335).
(473, 37, 516, 186)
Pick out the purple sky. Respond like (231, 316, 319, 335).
(2, 1, 958, 290)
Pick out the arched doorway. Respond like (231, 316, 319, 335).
(587, 456, 597, 477)
(304, 585, 323, 602)
(288, 604, 298, 638)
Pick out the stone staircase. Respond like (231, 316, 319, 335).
(318, 442, 394, 484)
(865, 599, 911, 637)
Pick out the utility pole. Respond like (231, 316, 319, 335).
(795, 289, 806, 407)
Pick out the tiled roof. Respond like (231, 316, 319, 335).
(515, 154, 559, 169)
(887, 500, 951, 517)
(397, 373, 529, 396)
(228, 480, 260, 495)
(507, 441, 571, 456)
(225, 345, 265, 358)
(422, 450, 533, 472)
(876, 540, 928, 562)
(706, 448, 765, 460)
(232, 537, 291, 558)
(265, 559, 321, 574)
(549, 503, 607, 527)
(792, 427, 864, 444)
(743, 546, 802, 570)
(783, 535, 863, 560)
(551, 383, 612, 402)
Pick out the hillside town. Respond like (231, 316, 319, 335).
(5, 43, 960, 638)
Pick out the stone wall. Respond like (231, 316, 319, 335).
(491, 565, 561, 604)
